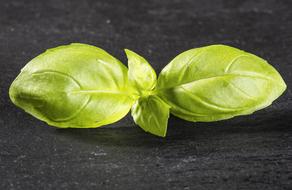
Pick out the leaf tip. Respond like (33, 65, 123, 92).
(146, 128, 167, 138)
(124, 48, 135, 57)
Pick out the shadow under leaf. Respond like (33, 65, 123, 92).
(53, 109, 292, 147)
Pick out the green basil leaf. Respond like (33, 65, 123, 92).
(9, 43, 137, 128)
(125, 50, 169, 136)
(125, 49, 157, 93)
(131, 95, 170, 137)
(157, 44, 286, 122)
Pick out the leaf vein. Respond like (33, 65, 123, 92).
(224, 55, 249, 73)
(180, 86, 247, 112)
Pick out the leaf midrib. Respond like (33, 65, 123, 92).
(157, 73, 271, 90)
(69, 89, 136, 96)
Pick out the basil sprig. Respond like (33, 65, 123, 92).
(9, 43, 286, 137)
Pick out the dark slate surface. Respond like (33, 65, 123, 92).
(0, 0, 291, 189)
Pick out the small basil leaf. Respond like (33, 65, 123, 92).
(157, 44, 286, 122)
(9, 43, 137, 128)
(131, 95, 170, 137)
(125, 49, 157, 93)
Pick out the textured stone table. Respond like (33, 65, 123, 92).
(0, 0, 291, 189)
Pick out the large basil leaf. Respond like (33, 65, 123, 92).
(9, 43, 137, 128)
(131, 95, 170, 137)
(125, 49, 157, 94)
(157, 45, 286, 122)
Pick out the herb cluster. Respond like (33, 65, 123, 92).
(9, 43, 286, 137)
